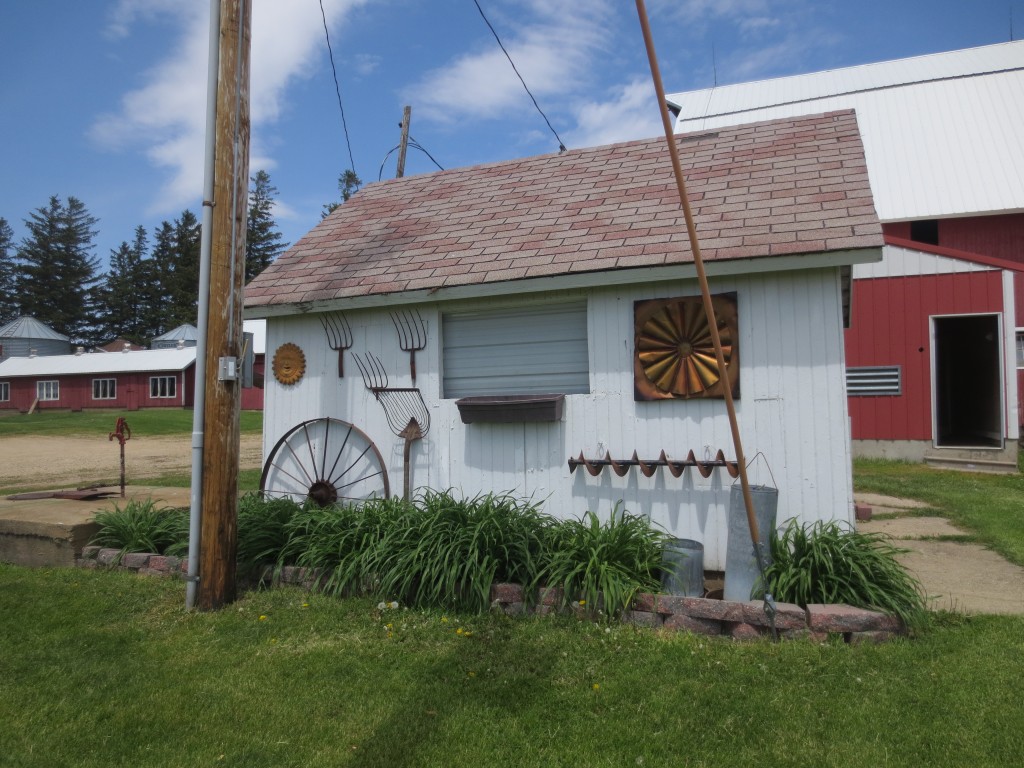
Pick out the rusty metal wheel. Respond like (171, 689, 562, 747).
(260, 418, 390, 505)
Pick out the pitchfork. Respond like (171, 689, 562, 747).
(390, 308, 427, 383)
(320, 311, 353, 377)
(354, 352, 430, 500)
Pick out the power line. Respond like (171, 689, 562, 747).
(471, 0, 566, 152)
(377, 138, 445, 181)
(319, 0, 357, 175)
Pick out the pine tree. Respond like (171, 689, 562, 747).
(0, 217, 17, 325)
(15, 196, 102, 343)
(148, 220, 177, 337)
(245, 169, 288, 281)
(166, 209, 202, 328)
(321, 169, 361, 219)
(97, 225, 153, 345)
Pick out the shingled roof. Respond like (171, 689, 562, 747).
(245, 110, 881, 312)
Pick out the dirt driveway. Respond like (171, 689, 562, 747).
(0, 434, 264, 491)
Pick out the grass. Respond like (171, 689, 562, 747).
(0, 408, 262, 437)
(1, 565, 1022, 768)
(853, 458, 1024, 566)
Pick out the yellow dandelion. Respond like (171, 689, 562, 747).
(578, 600, 586, 606)
(441, 616, 449, 623)
(258, 615, 267, 621)
(301, 602, 310, 608)
(468, 671, 476, 677)
(592, 683, 600, 691)
(456, 627, 464, 635)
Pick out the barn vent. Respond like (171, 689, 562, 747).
(29, 348, 37, 358)
(176, 339, 185, 350)
(846, 366, 901, 396)
(75, 346, 84, 356)
(123, 342, 131, 353)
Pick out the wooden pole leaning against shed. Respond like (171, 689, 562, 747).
(633, 1, 765, 562)
(197, 0, 251, 611)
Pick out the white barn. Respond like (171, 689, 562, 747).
(244, 111, 883, 570)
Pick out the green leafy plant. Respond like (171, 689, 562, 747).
(236, 493, 303, 570)
(762, 519, 928, 631)
(90, 499, 188, 556)
(372, 490, 551, 612)
(537, 507, 670, 619)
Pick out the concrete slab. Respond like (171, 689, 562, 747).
(895, 540, 1024, 615)
(854, 493, 934, 511)
(859, 516, 967, 539)
(0, 486, 191, 568)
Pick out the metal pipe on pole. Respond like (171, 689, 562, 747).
(633, 0, 768, 571)
(186, 0, 223, 611)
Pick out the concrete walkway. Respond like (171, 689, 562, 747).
(856, 493, 1024, 615)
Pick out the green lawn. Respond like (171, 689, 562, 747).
(1, 566, 1022, 768)
(853, 458, 1024, 567)
(0, 408, 262, 437)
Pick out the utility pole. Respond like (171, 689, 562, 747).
(197, 0, 251, 610)
(396, 105, 411, 178)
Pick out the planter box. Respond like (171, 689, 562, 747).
(455, 394, 565, 424)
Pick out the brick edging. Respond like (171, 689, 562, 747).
(78, 548, 905, 642)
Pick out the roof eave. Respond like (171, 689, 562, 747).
(244, 246, 883, 318)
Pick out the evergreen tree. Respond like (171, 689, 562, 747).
(321, 169, 361, 219)
(15, 196, 101, 343)
(148, 220, 177, 337)
(98, 225, 153, 345)
(166, 210, 202, 328)
(245, 169, 288, 281)
(0, 217, 17, 325)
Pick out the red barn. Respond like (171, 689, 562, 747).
(0, 348, 196, 412)
(669, 42, 1023, 471)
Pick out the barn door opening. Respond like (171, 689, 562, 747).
(932, 314, 1003, 448)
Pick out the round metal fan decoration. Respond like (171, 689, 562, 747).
(633, 294, 739, 401)
(272, 342, 306, 386)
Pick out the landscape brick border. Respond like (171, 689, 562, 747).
(78, 547, 905, 643)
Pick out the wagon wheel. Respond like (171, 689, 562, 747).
(260, 418, 390, 506)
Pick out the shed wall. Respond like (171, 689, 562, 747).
(262, 268, 854, 571)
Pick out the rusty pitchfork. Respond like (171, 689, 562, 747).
(390, 308, 427, 383)
(354, 352, 430, 501)
(320, 311, 353, 377)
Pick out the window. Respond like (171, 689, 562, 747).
(0, 382, 9, 402)
(92, 378, 117, 400)
(909, 219, 939, 246)
(150, 376, 176, 399)
(1017, 331, 1024, 369)
(37, 380, 59, 401)
(846, 366, 901, 396)
(442, 302, 590, 398)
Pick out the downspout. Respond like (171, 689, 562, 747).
(187, 0, 222, 610)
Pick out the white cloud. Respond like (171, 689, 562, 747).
(566, 79, 665, 149)
(91, 0, 368, 216)
(408, 0, 614, 123)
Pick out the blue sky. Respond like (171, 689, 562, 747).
(1, 0, 1020, 271)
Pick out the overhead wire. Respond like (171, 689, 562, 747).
(471, 0, 567, 152)
(319, 0, 357, 176)
(377, 138, 445, 181)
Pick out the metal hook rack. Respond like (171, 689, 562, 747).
(568, 449, 739, 479)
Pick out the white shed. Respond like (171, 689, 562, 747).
(244, 111, 883, 570)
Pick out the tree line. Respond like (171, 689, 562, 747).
(0, 170, 288, 347)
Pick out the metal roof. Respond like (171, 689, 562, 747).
(667, 41, 1024, 222)
(152, 323, 199, 342)
(0, 316, 70, 341)
(0, 348, 196, 378)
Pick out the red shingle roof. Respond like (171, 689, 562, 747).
(245, 110, 881, 309)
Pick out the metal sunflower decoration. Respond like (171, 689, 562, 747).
(633, 294, 739, 400)
(272, 342, 307, 386)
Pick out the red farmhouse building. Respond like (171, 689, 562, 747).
(669, 41, 1023, 471)
(0, 348, 196, 412)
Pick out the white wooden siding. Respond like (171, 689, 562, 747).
(853, 244, 995, 280)
(262, 269, 854, 570)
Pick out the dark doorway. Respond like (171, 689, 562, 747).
(933, 314, 1002, 448)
